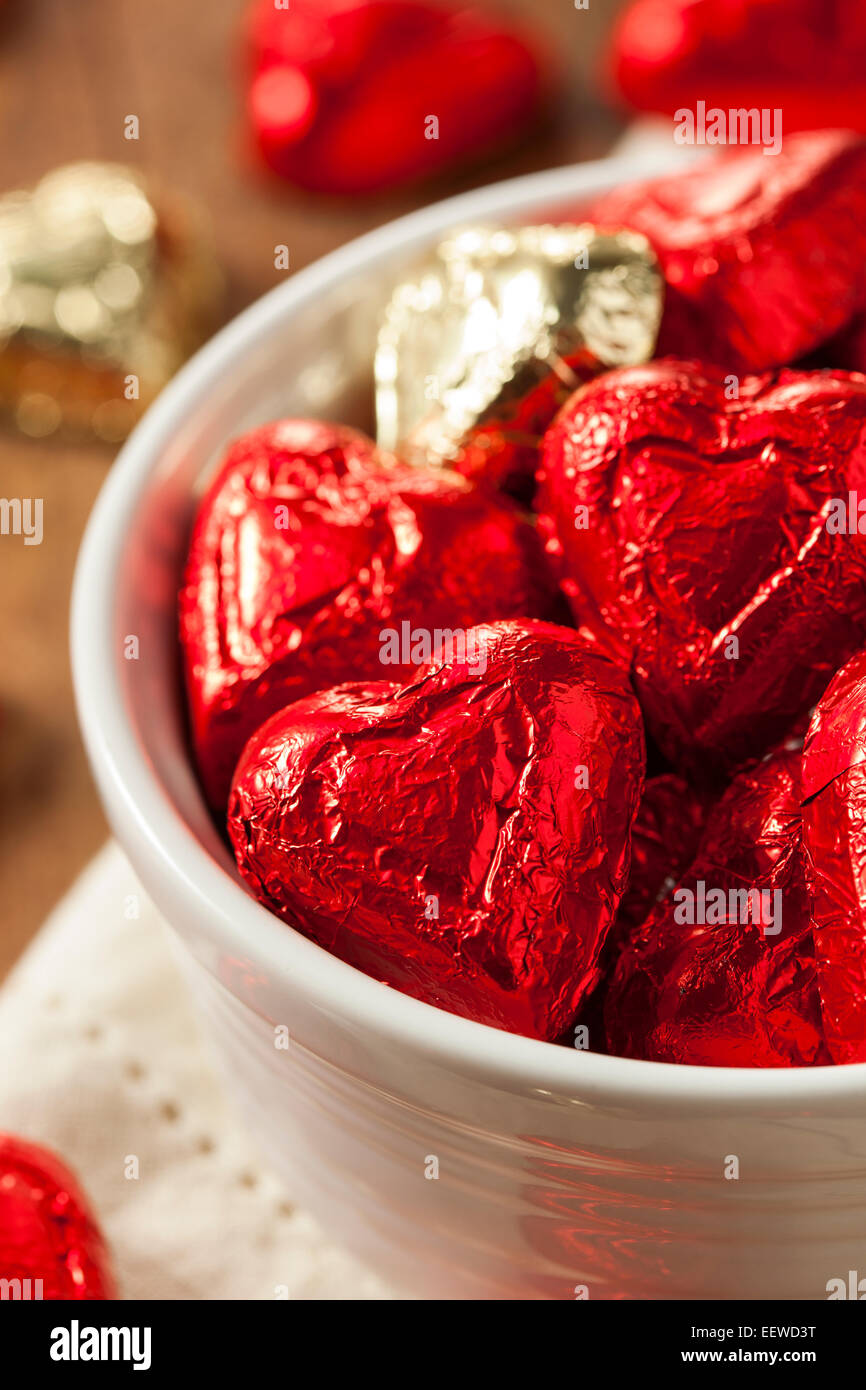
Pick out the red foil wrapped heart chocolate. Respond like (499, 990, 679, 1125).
(802, 650, 866, 1064)
(228, 619, 645, 1040)
(247, 0, 434, 81)
(180, 420, 561, 809)
(589, 131, 866, 371)
(245, 0, 544, 194)
(0, 1135, 116, 1300)
(605, 750, 830, 1067)
(538, 359, 866, 780)
(609, 0, 866, 135)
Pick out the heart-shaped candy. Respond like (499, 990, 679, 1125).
(589, 132, 866, 371)
(0, 1135, 116, 1300)
(246, 0, 545, 194)
(247, 0, 437, 84)
(609, 0, 866, 136)
(228, 619, 645, 1040)
(606, 750, 829, 1067)
(802, 649, 866, 1064)
(538, 360, 866, 779)
(180, 420, 562, 809)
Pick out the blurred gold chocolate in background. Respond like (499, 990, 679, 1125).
(0, 162, 221, 442)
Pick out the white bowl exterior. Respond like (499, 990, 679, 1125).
(72, 154, 866, 1300)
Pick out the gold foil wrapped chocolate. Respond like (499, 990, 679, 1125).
(375, 224, 663, 496)
(0, 162, 221, 442)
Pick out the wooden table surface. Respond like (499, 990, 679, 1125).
(0, 0, 627, 979)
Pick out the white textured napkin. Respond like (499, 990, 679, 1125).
(0, 842, 393, 1301)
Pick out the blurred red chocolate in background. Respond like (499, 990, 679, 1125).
(608, 0, 866, 134)
(0, 1135, 115, 1300)
(245, 0, 546, 193)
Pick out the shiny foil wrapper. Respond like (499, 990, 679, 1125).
(605, 750, 830, 1067)
(538, 359, 866, 781)
(802, 650, 866, 1064)
(575, 770, 706, 1054)
(589, 131, 866, 372)
(180, 421, 563, 811)
(0, 162, 221, 441)
(246, 0, 545, 195)
(228, 620, 645, 1041)
(609, 0, 866, 135)
(613, 773, 706, 939)
(375, 222, 663, 499)
(0, 1134, 115, 1299)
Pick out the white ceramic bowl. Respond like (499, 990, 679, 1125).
(72, 153, 866, 1301)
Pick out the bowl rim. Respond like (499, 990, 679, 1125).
(71, 151, 866, 1109)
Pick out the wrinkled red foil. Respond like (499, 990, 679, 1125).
(573, 771, 705, 1054)
(605, 750, 830, 1067)
(246, 0, 544, 194)
(0, 1135, 115, 1300)
(589, 131, 866, 371)
(180, 420, 561, 810)
(802, 650, 866, 1064)
(614, 773, 706, 938)
(538, 359, 866, 780)
(228, 619, 645, 1041)
(609, 0, 866, 135)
